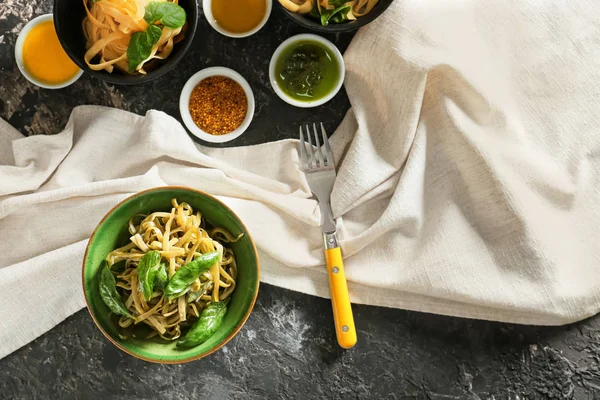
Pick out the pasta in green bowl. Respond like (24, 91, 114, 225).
(82, 186, 260, 363)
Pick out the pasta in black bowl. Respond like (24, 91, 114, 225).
(277, 0, 393, 32)
(53, 0, 198, 85)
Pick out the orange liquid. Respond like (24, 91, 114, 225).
(22, 20, 79, 84)
(211, 0, 267, 33)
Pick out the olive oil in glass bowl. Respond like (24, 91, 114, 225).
(269, 34, 345, 108)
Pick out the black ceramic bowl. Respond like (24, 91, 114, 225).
(278, 0, 393, 32)
(53, 0, 198, 85)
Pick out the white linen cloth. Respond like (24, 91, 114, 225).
(2, 0, 600, 359)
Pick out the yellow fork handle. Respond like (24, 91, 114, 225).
(325, 247, 357, 349)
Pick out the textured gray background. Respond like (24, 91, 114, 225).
(2, 0, 600, 399)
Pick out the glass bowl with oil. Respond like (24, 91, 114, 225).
(14, 14, 83, 89)
(269, 33, 345, 108)
(203, 0, 272, 38)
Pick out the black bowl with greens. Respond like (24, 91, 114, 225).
(277, 0, 393, 32)
(53, 0, 198, 85)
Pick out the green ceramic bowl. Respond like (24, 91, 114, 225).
(82, 186, 260, 363)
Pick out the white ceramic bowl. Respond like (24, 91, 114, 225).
(269, 33, 345, 108)
(14, 13, 83, 89)
(179, 67, 255, 143)
(203, 0, 272, 38)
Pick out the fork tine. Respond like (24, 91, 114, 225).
(313, 123, 324, 167)
(299, 125, 308, 169)
(320, 123, 334, 168)
(306, 124, 316, 168)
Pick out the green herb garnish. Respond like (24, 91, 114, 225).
(320, 5, 351, 26)
(154, 261, 169, 290)
(144, 1, 187, 28)
(177, 301, 228, 348)
(163, 252, 220, 300)
(137, 250, 162, 301)
(99, 262, 132, 318)
(126, 25, 162, 72)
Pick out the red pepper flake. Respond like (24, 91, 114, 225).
(188, 76, 248, 135)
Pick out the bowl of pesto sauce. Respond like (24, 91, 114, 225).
(269, 34, 345, 108)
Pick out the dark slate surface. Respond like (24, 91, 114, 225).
(2, 1, 600, 399)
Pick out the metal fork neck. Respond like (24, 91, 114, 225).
(319, 200, 336, 235)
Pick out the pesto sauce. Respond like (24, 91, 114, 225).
(275, 40, 340, 102)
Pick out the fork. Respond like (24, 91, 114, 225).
(299, 123, 357, 349)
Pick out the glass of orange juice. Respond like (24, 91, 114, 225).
(15, 14, 83, 89)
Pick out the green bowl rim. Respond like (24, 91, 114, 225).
(81, 186, 260, 364)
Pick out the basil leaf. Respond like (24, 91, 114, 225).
(154, 261, 169, 290)
(144, 1, 163, 24)
(308, 5, 320, 20)
(186, 281, 213, 303)
(144, 1, 187, 28)
(331, 6, 351, 23)
(99, 262, 132, 318)
(177, 302, 227, 348)
(110, 260, 126, 273)
(138, 250, 161, 301)
(164, 252, 220, 300)
(320, 5, 351, 26)
(328, 0, 347, 7)
(127, 25, 162, 73)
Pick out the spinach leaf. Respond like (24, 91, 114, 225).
(328, 0, 347, 7)
(186, 281, 213, 303)
(127, 25, 162, 73)
(99, 262, 132, 318)
(177, 301, 227, 348)
(138, 250, 161, 301)
(164, 252, 220, 300)
(144, 1, 187, 29)
(154, 261, 169, 290)
(320, 5, 351, 26)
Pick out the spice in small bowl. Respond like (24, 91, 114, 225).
(180, 67, 255, 143)
(189, 76, 248, 135)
